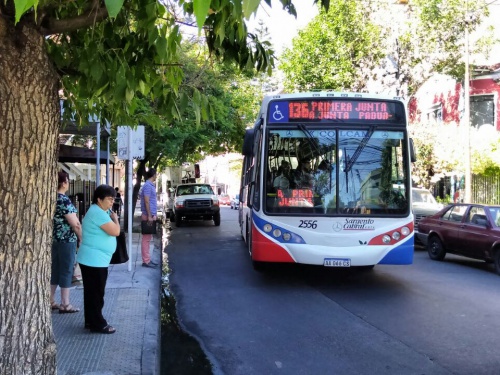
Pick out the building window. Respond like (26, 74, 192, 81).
(470, 95, 495, 129)
(425, 103, 443, 123)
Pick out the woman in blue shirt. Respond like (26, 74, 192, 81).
(77, 184, 120, 334)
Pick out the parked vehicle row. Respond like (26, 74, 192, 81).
(416, 203, 500, 274)
(412, 187, 443, 229)
(218, 194, 231, 206)
(230, 194, 239, 210)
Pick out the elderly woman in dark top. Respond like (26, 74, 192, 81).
(50, 170, 82, 313)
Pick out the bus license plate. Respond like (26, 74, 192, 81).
(324, 258, 351, 267)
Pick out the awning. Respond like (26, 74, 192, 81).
(58, 144, 115, 164)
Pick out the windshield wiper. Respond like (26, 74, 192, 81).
(344, 126, 375, 174)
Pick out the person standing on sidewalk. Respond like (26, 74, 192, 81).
(139, 168, 158, 268)
(50, 170, 82, 313)
(77, 184, 120, 334)
(112, 186, 122, 217)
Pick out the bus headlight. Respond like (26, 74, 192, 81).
(282, 233, 291, 241)
(400, 226, 410, 236)
(382, 235, 391, 244)
(263, 224, 273, 233)
(392, 232, 401, 240)
(273, 229, 282, 237)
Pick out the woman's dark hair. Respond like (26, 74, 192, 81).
(58, 170, 69, 189)
(145, 168, 156, 180)
(92, 184, 116, 204)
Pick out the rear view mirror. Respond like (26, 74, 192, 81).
(409, 138, 417, 163)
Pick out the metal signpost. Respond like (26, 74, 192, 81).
(117, 126, 145, 271)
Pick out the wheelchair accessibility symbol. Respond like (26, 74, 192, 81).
(272, 105, 284, 121)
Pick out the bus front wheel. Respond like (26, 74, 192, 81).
(252, 260, 266, 272)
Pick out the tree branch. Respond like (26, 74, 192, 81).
(40, 5, 108, 36)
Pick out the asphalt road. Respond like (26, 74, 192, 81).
(166, 206, 500, 375)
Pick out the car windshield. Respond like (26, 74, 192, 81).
(487, 207, 500, 227)
(177, 185, 214, 195)
(412, 189, 438, 204)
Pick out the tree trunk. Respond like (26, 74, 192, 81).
(0, 17, 60, 374)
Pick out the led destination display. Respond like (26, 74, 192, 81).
(268, 99, 405, 124)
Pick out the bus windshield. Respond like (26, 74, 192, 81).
(265, 126, 408, 216)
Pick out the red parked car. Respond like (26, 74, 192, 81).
(416, 203, 500, 274)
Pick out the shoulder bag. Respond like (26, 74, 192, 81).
(141, 220, 157, 235)
(110, 231, 129, 264)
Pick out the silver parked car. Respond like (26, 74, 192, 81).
(412, 187, 443, 244)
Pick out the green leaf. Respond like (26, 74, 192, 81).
(90, 62, 103, 82)
(155, 36, 168, 62)
(138, 80, 147, 95)
(14, 0, 38, 23)
(243, 0, 260, 19)
(193, 0, 211, 29)
(234, 0, 242, 17)
(104, 0, 125, 19)
(125, 87, 135, 103)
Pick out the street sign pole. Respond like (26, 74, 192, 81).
(127, 128, 133, 271)
(117, 125, 145, 272)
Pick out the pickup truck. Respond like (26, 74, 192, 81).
(172, 183, 221, 227)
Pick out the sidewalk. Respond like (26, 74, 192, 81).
(52, 213, 163, 375)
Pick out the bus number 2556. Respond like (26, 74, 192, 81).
(299, 220, 317, 229)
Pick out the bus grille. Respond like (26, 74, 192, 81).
(185, 199, 211, 208)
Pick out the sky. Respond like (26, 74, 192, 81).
(247, 1, 319, 56)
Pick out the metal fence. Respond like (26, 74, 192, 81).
(472, 174, 500, 205)
(68, 180, 96, 222)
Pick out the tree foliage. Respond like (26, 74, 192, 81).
(131, 41, 260, 172)
(279, 0, 386, 92)
(279, 0, 492, 97)
(395, 0, 490, 95)
(409, 120, 500, 188)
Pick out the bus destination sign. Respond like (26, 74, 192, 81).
(268, 99, 404, 124)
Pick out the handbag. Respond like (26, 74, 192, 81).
(141, 220, 157, 235)
(110, 231, 129, 264)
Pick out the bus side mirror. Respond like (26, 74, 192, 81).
(242, 129, 255, 156)
(409, 138, 417, 163)
(218, 187, 221, 195)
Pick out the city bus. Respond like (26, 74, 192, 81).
(238, 92, 416, 271)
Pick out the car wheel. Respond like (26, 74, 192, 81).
(494, 250, 500, 275)
(427, 235, 446, 261)
(175, 214, 182, 227)
(214, 213, 221, 226)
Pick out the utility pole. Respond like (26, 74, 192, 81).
(463, 3, 472, 203)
